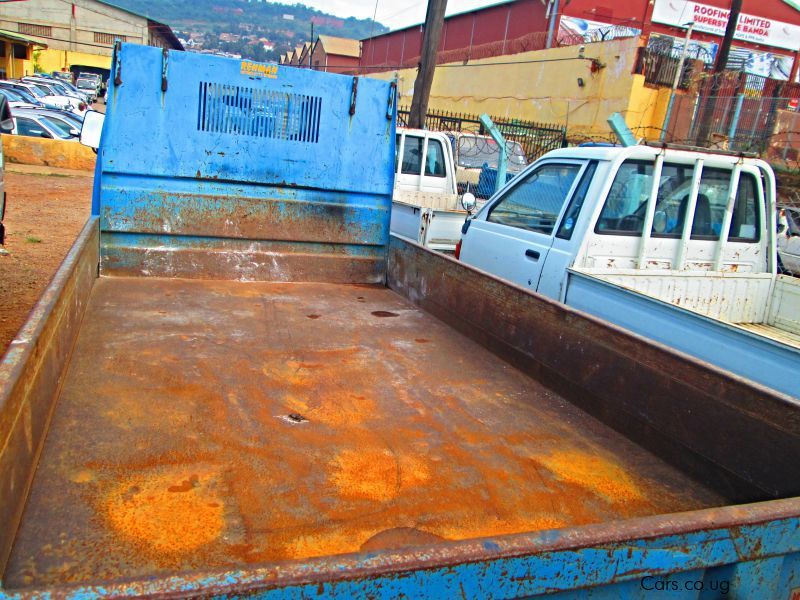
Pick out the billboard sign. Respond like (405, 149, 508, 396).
(652, 0, 800, 51)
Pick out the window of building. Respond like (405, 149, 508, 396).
(12, 44, 28, 60)
(18, 23, 52, 37)
(94, 32, 126, 45)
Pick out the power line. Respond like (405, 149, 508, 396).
(316, 55, 594, 70)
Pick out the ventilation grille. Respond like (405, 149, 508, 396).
(197, 82, 322, 143)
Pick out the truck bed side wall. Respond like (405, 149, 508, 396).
(0, 218, 99, 577)
(770, 275, 800, 335)
(387, 235, 800, 500)
(97, 45, 395, 284)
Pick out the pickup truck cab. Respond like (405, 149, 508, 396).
(390, 128, 475, 252)
(458, 144, 800, 398)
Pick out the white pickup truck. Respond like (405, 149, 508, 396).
(457, 144, 800, 398)
(390, 128, 475, 252)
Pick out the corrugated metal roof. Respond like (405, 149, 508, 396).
(316, 35, 360, 58)
(93, 0, 183, 49)
(0, 28, 48, 47)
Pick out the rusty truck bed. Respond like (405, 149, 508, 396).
(5, 276, 724, 588)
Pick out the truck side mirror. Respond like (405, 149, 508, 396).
(80, 110, 105, 150)
(461, 192, 477, 212)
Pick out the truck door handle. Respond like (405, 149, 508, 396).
(525, 249, 540, 260)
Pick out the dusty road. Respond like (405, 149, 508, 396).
(0, 165, 92, 354)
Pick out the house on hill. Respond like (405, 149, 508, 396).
(310, 35, 360, 74)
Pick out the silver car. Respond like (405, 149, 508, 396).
(11, 108, 80, 141)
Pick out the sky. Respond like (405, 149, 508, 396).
(293, 0, 506, 31)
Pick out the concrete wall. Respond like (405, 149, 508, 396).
(1, 134, 96, 171)
(625, 75, 672, 140)
(33, 48, 111, 74)
(370, 37, 642, 136)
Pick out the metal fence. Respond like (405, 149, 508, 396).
(662, 93, 800, 157)
(397, 106, 566, 162)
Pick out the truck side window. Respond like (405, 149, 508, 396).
(401, 136, 423, 175)
(424, 139, 446, 177)
(595, 160, 656, 236)
(486, 163, 581, 235)
(726, 172, 760, 242)
(556, 161, 597, 240)
(395, 134, 400, 173)
(651, 168, 760, 242)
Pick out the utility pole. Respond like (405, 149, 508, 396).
(696, 0, 742, 145)
(309, 23, 314, 69)
(408, 0, 448, 129)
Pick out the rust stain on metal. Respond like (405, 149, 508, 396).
(5, 277, 724, 588)
(104, 466, 225, 554)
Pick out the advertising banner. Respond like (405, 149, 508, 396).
(652, 0, 800, 51)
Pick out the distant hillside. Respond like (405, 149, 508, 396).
(111, 0, 387, 50)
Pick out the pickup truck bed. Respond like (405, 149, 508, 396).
(5, 275, 723, 587)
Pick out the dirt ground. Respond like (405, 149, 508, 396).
(0, 164, 93, 354)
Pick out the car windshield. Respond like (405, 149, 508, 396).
(456, 137, 528, 172)
(33, 84, 54, 96)
(76, 80, 95, 89)
(38, 115, 73, 139)
(16, 84, 44, 99)
(0, 88, 25, 102)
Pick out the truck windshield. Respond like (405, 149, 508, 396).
(456, 137, 527, 172)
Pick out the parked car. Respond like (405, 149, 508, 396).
(0, 87, 42, 110)
(390, 127, 476, 252)
(11, 108, 80, 141)
(456, 144, 799, 398)
(0, 80, 85, 117)
(77, 72, 103, 94)
(74, 77, 99, 102)
(22, 78, 89, 109)
(778, 206, 800, 275)
(52, 71, 74, 83)
(24, 75, 92, 104)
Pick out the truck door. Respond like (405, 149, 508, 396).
(395, 132, 449, 196)
(459, 160, 586, 291)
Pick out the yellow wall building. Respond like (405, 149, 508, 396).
(1, 30, 45, 79)
(369, 37, 672, 140)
